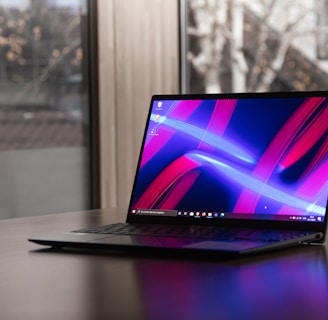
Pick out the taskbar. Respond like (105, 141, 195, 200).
(131, 209, 324, 223)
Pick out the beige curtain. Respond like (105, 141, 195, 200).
(97, 0, 180, 216)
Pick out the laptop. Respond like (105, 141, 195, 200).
(29, 91, 328, 256)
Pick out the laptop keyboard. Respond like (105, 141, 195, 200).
(74, 223, 312, 243)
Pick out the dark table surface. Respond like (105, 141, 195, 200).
(1, 208, 328, 320)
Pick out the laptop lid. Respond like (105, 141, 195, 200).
(127, 92, 327, 236)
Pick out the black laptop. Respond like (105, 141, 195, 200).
(29, 91, 328, 256)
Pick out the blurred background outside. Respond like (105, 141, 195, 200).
(0, 0, 91, 218)
(1, 0, 328, 219)
(182, 0, 328, 93)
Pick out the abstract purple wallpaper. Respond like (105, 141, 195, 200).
(130, 96, 327, 222)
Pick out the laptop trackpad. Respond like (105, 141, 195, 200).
(183, 240, 268, 252)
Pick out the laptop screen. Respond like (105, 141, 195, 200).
(129, 93, 328, 224)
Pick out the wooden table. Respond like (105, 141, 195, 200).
(1, 208, 327, 320)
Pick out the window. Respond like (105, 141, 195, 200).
(0, 0, 98, 218)
(180, 0, 328, 93)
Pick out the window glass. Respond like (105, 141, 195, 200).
(181, 0, 328, 93)
(0, 0, 92, 218)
